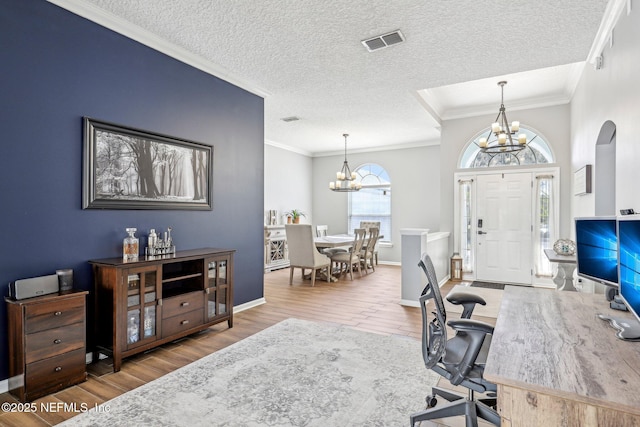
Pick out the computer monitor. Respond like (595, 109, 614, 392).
(617, 216, 640, 323)
(598, 216, 640, 341)
(575, 217, 618, 287)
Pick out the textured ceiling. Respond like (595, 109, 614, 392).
(57, 0, 610, 154)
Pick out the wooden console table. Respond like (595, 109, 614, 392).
(485, 286, 640, 426)
(90, 248, 234, 372)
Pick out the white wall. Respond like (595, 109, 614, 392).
(571, 8, 640, 221)
(264, 144, 313, 225)
(311, 145, 441, 263)
(439, 103, 573, 250)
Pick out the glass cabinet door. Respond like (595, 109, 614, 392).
(206, 257, 230, 321)
(125, 267, 159, 348)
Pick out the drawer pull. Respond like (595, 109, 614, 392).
(53, 339, 62, 344)
(180, 320, 189, 325)
(180, 302, 189, 307)
(54, 366, 62, 372)
(54, 311, 62, 316)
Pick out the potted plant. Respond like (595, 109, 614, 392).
(284, 209, 306, 224)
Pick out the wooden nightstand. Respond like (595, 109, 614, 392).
(5, 290, 88, 402)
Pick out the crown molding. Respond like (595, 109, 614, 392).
(264, 139, 313, 157)
(586, 0, 630, 65)
(311, 139, 440, 158)
(47, 0, 271, 98)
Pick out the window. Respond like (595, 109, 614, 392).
(534, 175, 555, 277)
(348, 164, 391, 242)
(459, 179, 474, 273)
(459, 125, 553, 169)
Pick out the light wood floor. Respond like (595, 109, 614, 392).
(0, 265, 499, 427)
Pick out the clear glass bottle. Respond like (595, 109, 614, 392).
(128, 313, 139, 344)
(123, 227, 139, 261)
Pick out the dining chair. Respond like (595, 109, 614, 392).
(360, 227, 379, 272)
(330, 228, 366, 280)
(285, 224, 331, 287)
(315, 225, 328, 237)
(360, 221, 381, 265)
(316, 224, 350, 256)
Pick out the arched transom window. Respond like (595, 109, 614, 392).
(460, 125, 554, 168)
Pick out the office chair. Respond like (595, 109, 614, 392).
(410, 254, 500, 427)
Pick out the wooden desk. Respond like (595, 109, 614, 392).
(485, 286, 640, 426)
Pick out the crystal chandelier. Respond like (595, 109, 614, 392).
(329, 134, 362, 192)
(478, 81, 527, 154)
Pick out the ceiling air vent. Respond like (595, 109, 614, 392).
(362, 30, 405, 52)
(281, 116, 300, 122)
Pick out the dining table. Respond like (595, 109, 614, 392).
(314, 234, 355, 249)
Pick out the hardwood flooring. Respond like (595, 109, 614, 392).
(0, 265, 499, 427)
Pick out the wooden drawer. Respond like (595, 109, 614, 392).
(162, 292, 203, 319)
(25, 295, 85, 334)
(25, 324, 84, 364)
(25, 348, 86, 401)
(162, 308, 204, 338)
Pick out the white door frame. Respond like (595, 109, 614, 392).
(453, 165, 560, 287)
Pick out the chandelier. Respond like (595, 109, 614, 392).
(329, 134, 362, 192)
(478, 81, 527, 154)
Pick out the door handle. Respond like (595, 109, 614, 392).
(478, 231, 487, 235)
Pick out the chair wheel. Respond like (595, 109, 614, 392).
(425, 395, 437, 408)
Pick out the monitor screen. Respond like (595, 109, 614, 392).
(575, 217, 618, 287)
(617, 217, 640, 322)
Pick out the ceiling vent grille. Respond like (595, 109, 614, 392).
(362, 30, 405, 52)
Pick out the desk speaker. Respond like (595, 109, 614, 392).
(8, 274, 59, 300)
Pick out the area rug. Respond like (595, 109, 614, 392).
(60, 318, 439, 427)
(444, 284, 504, 318)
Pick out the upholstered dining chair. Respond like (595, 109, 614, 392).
(360, 227, 379, 272)
(285, 224, 331, 287)
(359, 221, 381, 265)
(330, 228, 366, 280)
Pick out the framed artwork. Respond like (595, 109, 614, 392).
(83, 117, 213, 210)
(574, 164, 592, 196)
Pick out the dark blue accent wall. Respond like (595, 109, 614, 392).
(0, 0, 264, 381)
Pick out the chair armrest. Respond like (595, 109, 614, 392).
(447, 319, 494, 335)
(446, 292, 487, 306)
(446, 319, 494, 386)
(446, 292, 487, 319)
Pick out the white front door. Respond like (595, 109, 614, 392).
(476, 172, 533, 284)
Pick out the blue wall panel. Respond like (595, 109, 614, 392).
(0, 0, 265, 381)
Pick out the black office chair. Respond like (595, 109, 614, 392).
(410, 254, 500, 427)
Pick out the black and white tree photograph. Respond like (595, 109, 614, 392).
(83, 118, 212, 210)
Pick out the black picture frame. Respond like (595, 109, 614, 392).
(83, 117, 213, 210)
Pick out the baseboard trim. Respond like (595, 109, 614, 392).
(0, 379, 7, 394)
(399, 299, 420, 307)
(234, 297, 266, 313)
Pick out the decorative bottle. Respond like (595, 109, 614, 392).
(147, 228, 157, 256)
(123, 227, 139, 261)
(128, 314, 139, 344)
